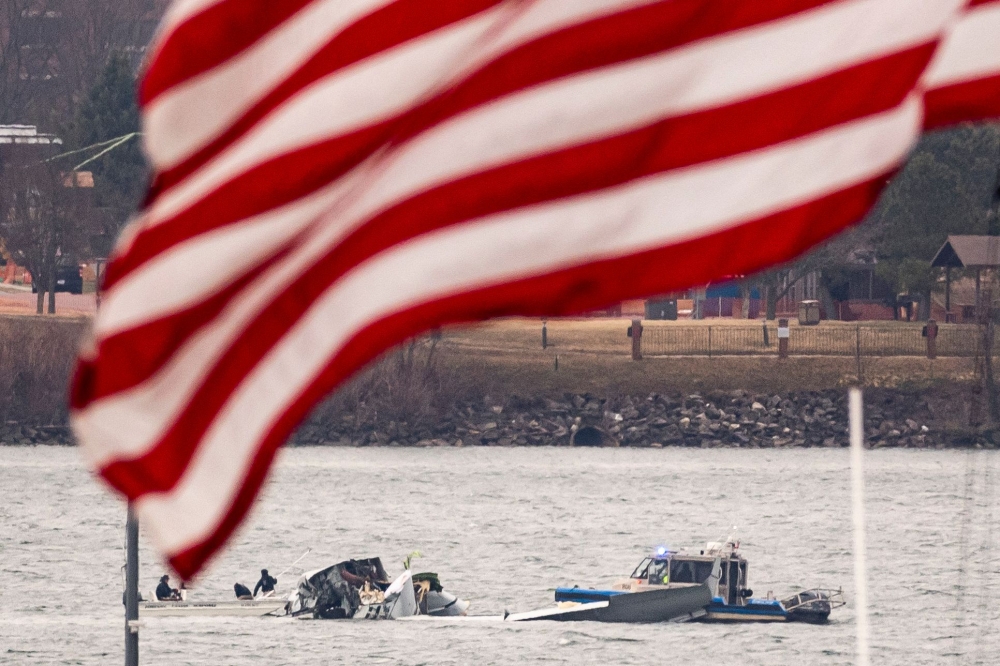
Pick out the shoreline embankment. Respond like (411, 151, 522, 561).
(0, 315, 994, 449)
(4, 387, 995, 449)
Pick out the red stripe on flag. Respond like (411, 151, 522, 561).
(142, 0, 318, 105)
(164, 173, 890, 579)
(925, 74, 1000, 128)
(78, 46, 931, 410)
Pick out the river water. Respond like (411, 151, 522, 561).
(1, 446, 997, 665)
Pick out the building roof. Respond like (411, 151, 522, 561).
(0, 124, 62, 145)
(931, 235, 1000, 268)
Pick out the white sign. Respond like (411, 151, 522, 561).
(777, 327, 790, 339)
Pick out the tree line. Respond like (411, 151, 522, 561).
(750, 123, 1000, 321)
(0, 1, 153, 313)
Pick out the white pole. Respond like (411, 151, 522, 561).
(849, 388, 870, 666)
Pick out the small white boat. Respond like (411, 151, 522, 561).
(139, 597, 287, 618)
(134, 549, 310, 618)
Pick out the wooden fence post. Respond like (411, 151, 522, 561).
(924, 319, 938, 359)
(778, 318, 789, 358)
(856, 325, 863, 383)
(631, 319, 642, 360)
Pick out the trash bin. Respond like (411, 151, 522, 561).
(645, 298, 678, 320)
(798, 300, 821, 325)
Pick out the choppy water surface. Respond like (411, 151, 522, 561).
(1, 446, 998, 665)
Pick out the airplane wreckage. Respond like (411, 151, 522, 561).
(286, 557, 470, 620)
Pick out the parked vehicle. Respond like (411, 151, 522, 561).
(31, 265, 83, 294)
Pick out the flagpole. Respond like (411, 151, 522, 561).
(849, 388, 870, 666)
(94, 257, 138, 666)
(125, 503, 139, 666)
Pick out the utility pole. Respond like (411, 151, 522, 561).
(125, 504, 139, 666)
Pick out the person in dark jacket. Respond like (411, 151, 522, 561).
(156, 574, 181, 601)
(253, 569, 277, 597)
(234, 582, 253, 600)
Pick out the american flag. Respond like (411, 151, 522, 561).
(71, 0, 1000, 579)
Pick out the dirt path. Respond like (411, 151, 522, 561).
(0, 289, 95, 316)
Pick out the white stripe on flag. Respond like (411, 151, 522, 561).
(142, 7, 511, 229)
(144, 0, 398, 171)
(924, 2, 1000, 87)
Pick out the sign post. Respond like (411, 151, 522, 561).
(777, 319, 790, 358)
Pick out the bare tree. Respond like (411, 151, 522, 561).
(0, 155, 92, 314)
(58, 0, 159, 105)
(2, 0, 160, 127)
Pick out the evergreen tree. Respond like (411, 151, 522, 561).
(72, 53, 147, 257)
(868, 125, 1000, 316)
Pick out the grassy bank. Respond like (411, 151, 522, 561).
(0, 315, 982, 436)
(432, 318, 976, 396)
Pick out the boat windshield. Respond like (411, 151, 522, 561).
(629, 558, 652, 579)
(647, 559, 670, 584)
(669, 558, 716, 584)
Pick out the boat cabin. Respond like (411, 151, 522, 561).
(626, 540, 752, 605)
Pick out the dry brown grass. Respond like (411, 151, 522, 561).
(440, 317, 978, 357)
(419, 317, 977, 397)
(434, 347, 975, 396)
(0, 315, 87, 424)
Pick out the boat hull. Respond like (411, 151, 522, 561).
(510, 584, 711, 623)
(139, 599, 287, 617)
(699, 597, 788, 622)
(701, 608, 787, 622)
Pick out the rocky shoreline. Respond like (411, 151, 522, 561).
(4, 388, 996, 449)
(288, 387, 993, 449)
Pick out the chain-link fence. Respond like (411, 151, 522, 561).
(640, 323, 980, 357)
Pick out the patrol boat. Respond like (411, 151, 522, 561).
(555, 538, 843, 624)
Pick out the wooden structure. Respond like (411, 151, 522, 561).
(931, 235, 1000, 319)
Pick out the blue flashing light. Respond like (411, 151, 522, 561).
(654, 545, 672, 558)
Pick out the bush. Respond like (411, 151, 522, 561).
(0, 316, 86, 424)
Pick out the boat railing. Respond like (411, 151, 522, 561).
(782, 588, 846, 613)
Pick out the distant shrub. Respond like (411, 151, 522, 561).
(0, 316, 86, 424)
